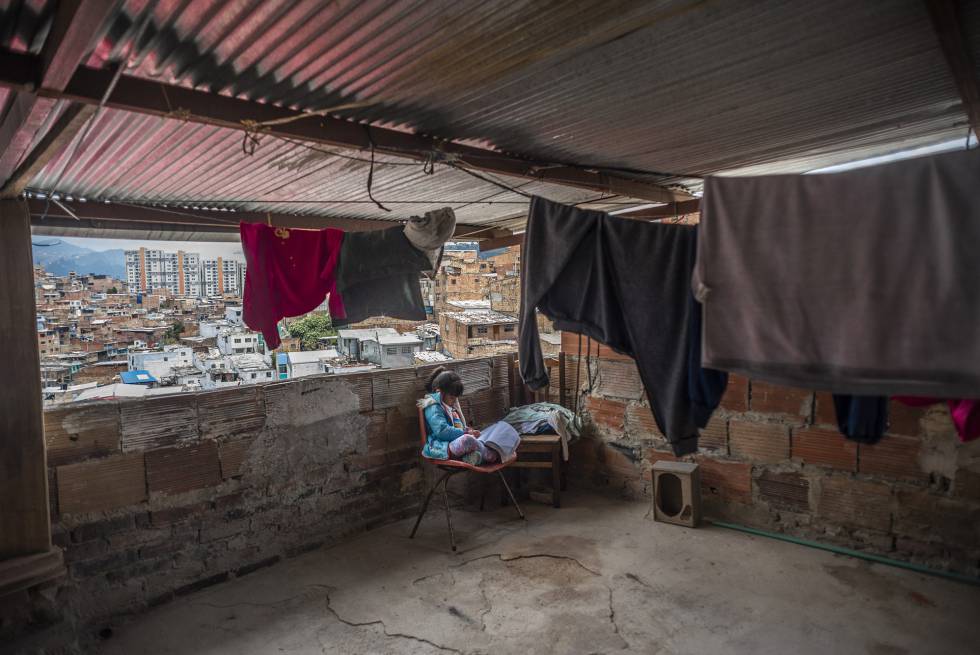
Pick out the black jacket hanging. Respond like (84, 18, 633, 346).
(333, 226, 431, 327)
(519, 196, 726, 455)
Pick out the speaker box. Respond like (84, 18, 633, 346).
(652, 460, 701, 527)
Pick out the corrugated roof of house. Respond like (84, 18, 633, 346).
(337, 327, 400, 340)
(285, 349, 341, 364)
(120, 370, 157, 384)
(441, 310, 518, 325)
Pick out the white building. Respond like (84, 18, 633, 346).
(125, 247, 244, 298)
(194, 349, 239, 390)
(125, 248, 202, 296)
(276, 349, 342, 380)
(169, 365, 206, 389)
(229, 354, 275, 384)
(127, 345, 194, 379)
(202, 257, 246, 297)
(415, 323, 440, 351)
(217, 330, 263, 356)
(198, 320, 230, 339)
(361, 334, 423, 369)
(225, 306, 244, 324)
(337, 328, 400, 360)
(195, 348, 226, 372)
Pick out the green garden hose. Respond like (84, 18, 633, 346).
(709, 520, 980, 587)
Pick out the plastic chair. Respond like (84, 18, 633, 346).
(409, 406, 525, 551)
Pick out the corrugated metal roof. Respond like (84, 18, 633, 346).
(29, 106, 618, 227)
(4, 0, 977, 230)
(120, 369, 156, 384)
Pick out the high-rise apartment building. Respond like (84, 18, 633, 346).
(125, 248, 245, 297)
(202, 257, 246, 297)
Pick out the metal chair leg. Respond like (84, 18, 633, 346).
(498, 470, 525, 520)
(442, 476, 457, 551)
(409, 470, 452, 539)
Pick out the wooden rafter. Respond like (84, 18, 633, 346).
(0, 1, 115, 189)
(24, 197, 508, 240)
(0, 51, 689, 206)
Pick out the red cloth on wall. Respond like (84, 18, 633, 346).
(240, 223, 346, 349)
(894, 396, 980, 442)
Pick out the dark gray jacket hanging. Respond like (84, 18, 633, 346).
(519, 196, 726, 455)
(334, 226, 432, 327)
(694, 147, 980, 396)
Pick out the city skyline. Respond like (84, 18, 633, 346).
(125, 246, 246, 297)
(54, 236, 246, 261)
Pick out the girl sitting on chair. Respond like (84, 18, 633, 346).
(419, 367, 500, 466)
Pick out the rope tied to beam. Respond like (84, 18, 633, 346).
(159, 84, 191, 122)
(240, 100, 373, 157)
(241, 119, 264, 156)
(364, 126, 391, 213)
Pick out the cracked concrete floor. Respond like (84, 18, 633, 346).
(97, 490, 980, 655)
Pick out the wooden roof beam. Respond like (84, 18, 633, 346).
(0, 1, 115, 189)
(0, 52, 689, 205)
(478, 198, 702, 250)
(0, 103, 96, 199)
(24, 197, 507, 240)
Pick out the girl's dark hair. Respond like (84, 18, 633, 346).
(426, 366, 464, 396)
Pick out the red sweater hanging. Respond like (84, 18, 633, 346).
(240, 222, 346, 349)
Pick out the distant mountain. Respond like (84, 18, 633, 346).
(32, 240, 126, 278)
(30, 239, 92, 258)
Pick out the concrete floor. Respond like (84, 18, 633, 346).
(96, 489, 980, 655)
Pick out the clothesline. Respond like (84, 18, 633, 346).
(113, 198, 649, 206)
(156, 89, 702, 204)
(519, 146, 980, 455)
(27, 204, 511, 249)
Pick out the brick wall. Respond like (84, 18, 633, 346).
(561, 346, 980, 576)
(3, 356, 511, 650)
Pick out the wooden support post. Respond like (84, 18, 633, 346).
(508, 353, 518, 409)
(0, 199, 50, 557)
(559, 352, 567, 409)
(551, 445, 562, 508)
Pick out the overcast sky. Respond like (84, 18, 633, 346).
(53, 236, 245, 261)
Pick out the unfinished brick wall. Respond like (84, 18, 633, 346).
(561, 342, 980, 576)
(3, 356, 511, 651)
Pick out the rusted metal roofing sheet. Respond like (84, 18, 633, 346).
(28, 106, 624, 227)
(3, 0, 977, 230)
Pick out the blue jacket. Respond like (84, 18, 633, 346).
(419, 392, 465, 459)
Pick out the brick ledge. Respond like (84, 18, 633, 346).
(0, 549, 65, 598)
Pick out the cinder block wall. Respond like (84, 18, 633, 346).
(560, 335, 980, 575)
(3, 356, 510, 650)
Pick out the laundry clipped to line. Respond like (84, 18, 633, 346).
(240, 207, 456, 349)
(518, 148, 980, 452)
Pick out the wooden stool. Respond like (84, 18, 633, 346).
(512, 434, 563, 508)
